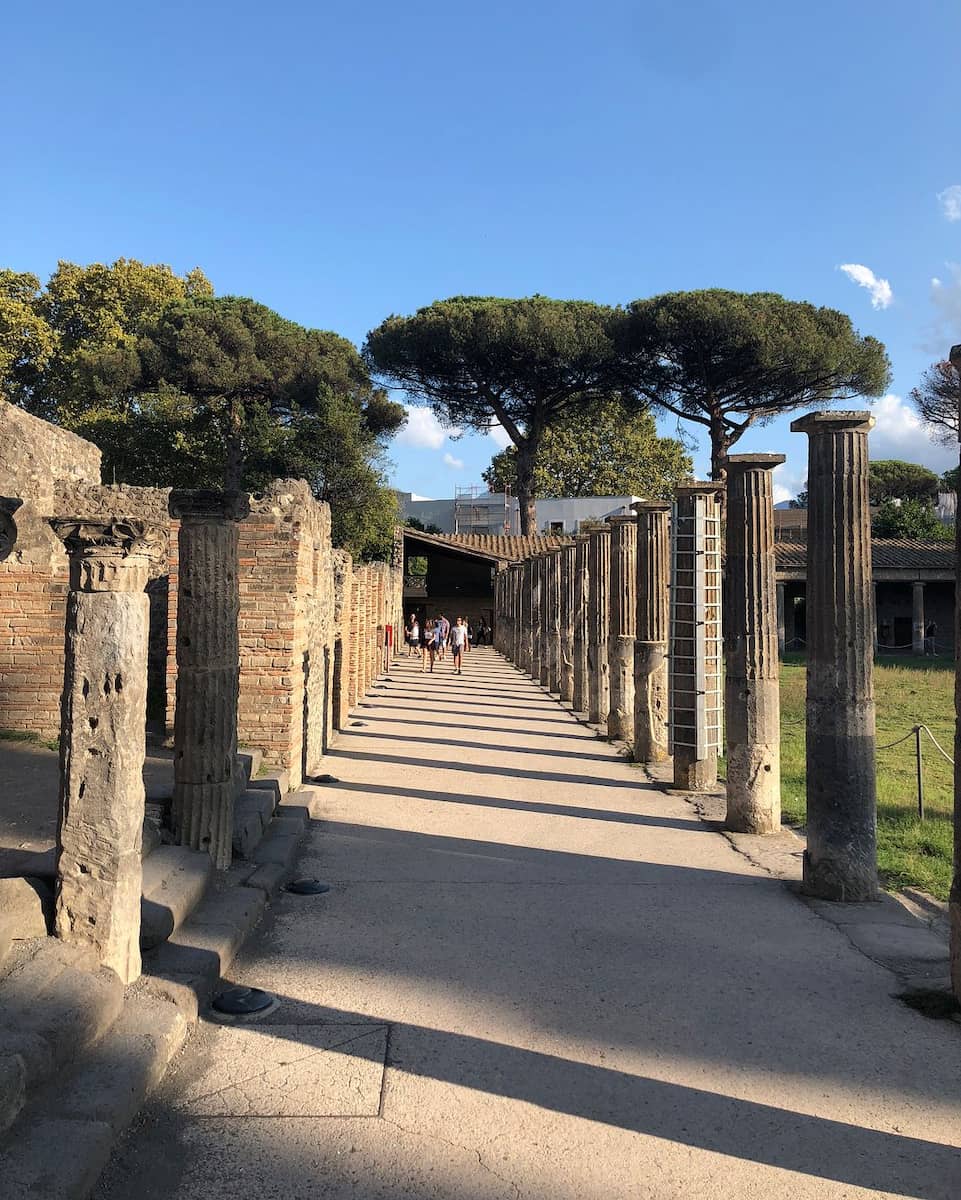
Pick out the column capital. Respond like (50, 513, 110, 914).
(726, 454, 786, 472)
(674, 480, 726, 498)
(790, 411, 874, 435)
(631, 500, 671, 514)
(169, 489, 251, 523)
(51, 517, 161, 593)
(606, 514, 636, 528)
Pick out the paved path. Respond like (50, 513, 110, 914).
(98, 650, 961, 1199)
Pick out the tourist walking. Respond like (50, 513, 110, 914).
(422, 619, 435, 672)
(924, 619, 937, 656)
(437, 613, 451, 661)
(450, 616, 469, 675)
(476, 617, 490, 646)
(430, 618, 445, 671)
(405, 613, 419, 657)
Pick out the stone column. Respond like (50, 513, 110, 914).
(607, 516, 637, 741)
(169, 490, 248, 871)
(530, 555, 543, 682)
(538, 553, 552, 688)
(791, 412, 878, 901)
(512, 563, 524, 664)
(949, 344, 961, 1004)
(587, 526, 611, 726)
(572, 533, 590, 713)
(776, 583, 786, 657)
(912, 581, 925, 655)
(633, 502, 670, 764)
(546, 548, 562, 692)
(671, 483, 724, 791)
(724, 455, 783, 834)
(518, 559, 532, 674)
(558, 543, 576, 702)
(51, 517, 156, 984)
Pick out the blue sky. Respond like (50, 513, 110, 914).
(4, 1, 961, 503)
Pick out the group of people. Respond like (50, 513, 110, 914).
(404, 612, 490, 674)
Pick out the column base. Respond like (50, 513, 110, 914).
(673, 751, 717, 791)
(801, 850, 879, 902)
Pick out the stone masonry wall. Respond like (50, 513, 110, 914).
(167, 480, 336, 790)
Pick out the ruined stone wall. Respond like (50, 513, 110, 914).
(168, 480, 336, 789)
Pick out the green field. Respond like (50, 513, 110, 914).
(777, 653, 955, 900)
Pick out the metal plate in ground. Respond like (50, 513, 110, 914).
(177, 1024, 388, 1117)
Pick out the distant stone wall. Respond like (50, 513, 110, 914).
(0, 405, 102, 737)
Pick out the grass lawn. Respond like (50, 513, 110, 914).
(777, 652, 955, 900)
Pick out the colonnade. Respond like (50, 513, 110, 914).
(495, 411, 893, 915)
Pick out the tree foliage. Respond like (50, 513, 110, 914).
(481, 400, 691, 499)
(615, 289, 890, 480)
(0, 260, 403, 559)
(910, 359, 961, 446)
(941, 465, 960, 492)
(868, 460, 940, 506)
(872, 498, 953, 541)
(364, 296, 629, 534)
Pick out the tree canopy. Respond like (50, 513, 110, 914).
(0, 260, 404, 559)
(868, 460, 940, 506)
(482, 399, 691, 499)
(910, 359, 960, 446)
(364, 296, 629, 533)
(614, 289, 890, 480)
(872, 498, 952, 541)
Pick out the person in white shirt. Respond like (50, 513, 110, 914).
(450, 616, 469, 675)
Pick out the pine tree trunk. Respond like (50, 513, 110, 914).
(515, 445, 537, 536)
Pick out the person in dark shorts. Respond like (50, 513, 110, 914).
(450, 616, 469, 675)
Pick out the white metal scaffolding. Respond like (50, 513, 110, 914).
(669, 495, 723, 757)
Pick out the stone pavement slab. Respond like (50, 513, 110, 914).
(94, 650, 961, 1200)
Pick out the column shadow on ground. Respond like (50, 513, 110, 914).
(325, 780, 704, 830)
(341, 727, 629, 765)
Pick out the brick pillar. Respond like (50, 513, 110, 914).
(607, 516, 637, 741)
(169, 490, 248, 871)
(587, 526, 611, 726)
(724, 455, 783, 834)
(632, 502, 670, 764)
(51, 517, 156, 984)
(558, 543, 576, 702)
(671, 483, 723, 791)
(792, 412, 878, 901)
(572, 533, 590, 714)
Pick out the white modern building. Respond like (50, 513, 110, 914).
(394, 488, 643, 535)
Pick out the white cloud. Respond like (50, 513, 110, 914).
(487, 423, 514, 450)
(938, 185, 961, 222)
(772, 460, 806, 506)
(838, 263, 893, 310)
(395, 404, 447, 449)
(868, 393, 957, 472)
(923, 264, 961, 353)
(443, 452, 464, 469)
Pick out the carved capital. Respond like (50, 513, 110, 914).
(51, 518, 161, 593)
(168, 489, 250, 523)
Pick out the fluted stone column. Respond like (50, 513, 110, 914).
(546, 548, 562, 692)
(587, 526, 611, 726)
(170, 490, 248, 871)
(530, 555, 543, 682)
(633, 502, 670, 763)
(518, 559, 532, 674)
(572, 533, 590, 713)
(949, 344, 961, 1004)
(776, 583, 786, 657)
(912, 582, 925, 655)
(791, 412, 878, 901)
(608, 516, 637, 741)
(724, 455, 783, 834)
(559, 543, 576, 702)
(511, 562, 524, 664)
(671, 483, 724, 791)
(51, 518, 156, 984)
(538, 553, 552, 688)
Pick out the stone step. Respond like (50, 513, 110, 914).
(247, 766, 290, 802)
(236, 747, 263, 793)
(140, 846, 213, 950)
(232, 787, 278, 858)
(0, 991, 189, 1193)
(0, 878, 51, 971)
(0, 940, 123, 1131)
(144, 883, 267, 1005)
